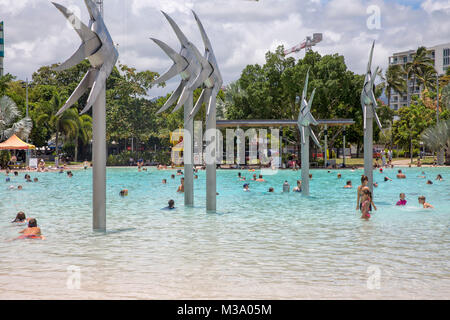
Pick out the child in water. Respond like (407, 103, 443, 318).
(396, 193, 407, 206)
(361, 189, 372, 220)
(418, 196, 434, 209)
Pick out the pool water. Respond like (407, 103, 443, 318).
(0, 167, 449, 299)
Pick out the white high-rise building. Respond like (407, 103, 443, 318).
(388, 42, 450, 111)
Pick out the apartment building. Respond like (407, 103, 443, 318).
(388, 42, 450, 111)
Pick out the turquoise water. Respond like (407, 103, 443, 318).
(1, 167, 449, 299)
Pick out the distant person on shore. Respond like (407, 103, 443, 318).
(396, 170, 406, 179)
(418, 196, 434, 209)
(388, 149, 393, 165)
(396, 193, 407, 206)
(17, 218, 45, 240)
(83, 160, 89, 170)
(293, 180, 302, 192)
(177, 178, 184, 193)
(344, 180, 352, 189)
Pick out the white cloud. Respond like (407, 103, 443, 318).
(422, 0, 450, 13)
(2, 0, 450, 99)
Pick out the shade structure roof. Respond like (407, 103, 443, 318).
(0, 134, 36, 150)
(216, 119, 355, 128)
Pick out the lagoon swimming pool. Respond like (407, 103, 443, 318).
(0, 167, 449, 299)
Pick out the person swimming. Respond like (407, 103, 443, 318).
(256, 174, 265, 182)
(17, 218, 45, 240)
(418, 196, 434, 209)
(396, 193, 407, 206)
(384, 176, 392, 181)
(344, 180, 352, 189)
(337, 173, 342, 179)
(293, 180, 302, 192)
(17, 185, 23, 190)
(268, 187, 274, 193)
(436, 174, 443, 181)
(396, 170, 406, 179)
(119, 189, 129, 196)
(162, 179, 167, 184)
(243, 183, 250, 192)
(33, 178, 38, 182)
(426, 180, 433, 185)
(177, 178, 185, 193)
(166, 199, 175, 210)
(12, 212, 27, 223)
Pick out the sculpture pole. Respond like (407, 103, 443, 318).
(301, 130, 310, 196)
(184, 92, 194, 206)
(206, 95, 217, 212)
(364, 108, 374, 194)
(92, 88, 106, 230)
(361, 41, 382, 195)
(51, 0, 118, 231)
(297, 69, 321, 197)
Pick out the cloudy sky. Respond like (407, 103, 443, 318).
(1, 0, 450, 97)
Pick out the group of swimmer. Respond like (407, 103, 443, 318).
(10, 212, 45, 240)
(5, 170, 40, 190)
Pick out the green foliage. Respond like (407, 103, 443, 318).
(0, 150, 11, 168)
(392, 101, 435, 157)
(107, 150, 170, 166)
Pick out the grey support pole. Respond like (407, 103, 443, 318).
(184, 92, 194, 206)
(301, 131, 310, 196)
(93, 88, 107, 230)
(25, 78, 30, 167)
(206, 95, 217, 212)
(343, 127, 346, 168)
(364, 111, 374, 194)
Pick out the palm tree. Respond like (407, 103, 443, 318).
(36, 93, 79, 160)
(422, 119, 450, 164)
(441, 83, 450, 110)
(382, 64, 407, 108)
(405, 47, 435, 107)
(0, 95, 33, 141)
(416, 67, 437, 97)
(73, 114, 92, 162)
